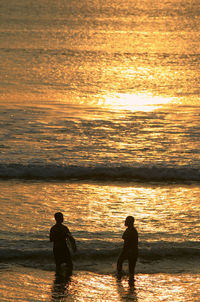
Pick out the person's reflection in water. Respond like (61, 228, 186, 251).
(116, 275, 138, 302)
(51, 269, 71, 301)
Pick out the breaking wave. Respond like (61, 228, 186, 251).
(0, 240, 199, 262)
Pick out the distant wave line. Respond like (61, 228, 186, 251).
(0, 163, 199, 182)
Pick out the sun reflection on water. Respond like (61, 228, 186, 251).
(101, 92, 174, 111)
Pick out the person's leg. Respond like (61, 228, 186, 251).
(54, 246, 72, 273)
(128, 254, 137, 276)
(65, 255, 73, 272)
(55, 260, 62, 274)
(61, 247, 73, 274)
(54, 248, 61, 273)
(117, 251, 126, 275)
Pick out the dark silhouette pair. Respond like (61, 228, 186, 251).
(50, 213, 138, 277)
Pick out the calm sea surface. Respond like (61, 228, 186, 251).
(0, 0, 199, 301)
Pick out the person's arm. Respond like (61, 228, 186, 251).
(64, 226, 77, 252)
(49, 227, 53, 242)
(68, 234, 77, 252)
(135, 228, 138, 246)
(122, 229, 127, 240)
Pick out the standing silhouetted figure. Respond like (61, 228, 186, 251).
(50, 212, 77, 273)
(117, 216, 138, 278)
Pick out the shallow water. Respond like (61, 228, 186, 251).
(1, 267, 200, 302)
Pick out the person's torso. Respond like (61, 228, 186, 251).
(51, 224, 69, 247)
(123, 227, 138, 251)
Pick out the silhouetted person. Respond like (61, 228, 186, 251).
(50, 212, 77, 274)
(117, 216, 138, 278)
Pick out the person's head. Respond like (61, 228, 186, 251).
(54, 212, 64, 223)
(125, 216, 134, 227)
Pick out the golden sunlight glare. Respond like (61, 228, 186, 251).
(102, 92, 174, 111)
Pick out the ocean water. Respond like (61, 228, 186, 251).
(0, 0, 200, 301)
